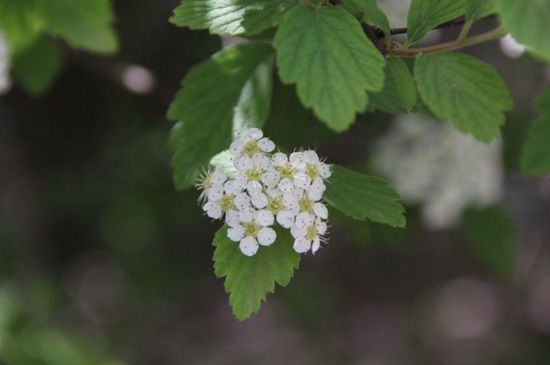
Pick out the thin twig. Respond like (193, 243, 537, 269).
(387, 26, 507, 58)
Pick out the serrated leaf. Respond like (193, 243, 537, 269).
(36, 0, 117, 54)
(369, 57, 417, 113)
(13, 36, 62, 96)
(213, 225, 300, 321)
(521, 89, 550, 175)
(273, 5, 385, 132)
(171, 0, 295, 35)
(324, 165, 406, 228)
(415, 52, 513, 142)
(464, 205, 517, 276)
(168, 43, 274, 190)
(0, 0, 43, 53)
(466, 0, 497, 21)
(342, 0, 391, 44)
(406, 0, 466, 45)
(496, 0, 550, 62)
(241, 0, 297, 35)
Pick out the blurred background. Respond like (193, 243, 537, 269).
(1, 0, 550, 364)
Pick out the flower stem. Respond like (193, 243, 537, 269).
(388, 26, 507, 58)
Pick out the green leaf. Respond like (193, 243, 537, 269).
(171, 0, 296, 35)
(324, 165, 406, 228)
(369, 57, 417, 113)
(241, 0, 297, 35)
(496, 0, 550, 62)
(463, 205, 518, 276)
(168, 43, 274, 190)
(342, 0, 391, 44)
(36, 0, 117, 54)
(406, 0, 466, 45)
(13, 36, 62, 96)
(213, 225, 300, 321)
(0, 0, 43, 53)
(273, 5, 385, 132)
(521, 89, 550, 175)
(466, 0, 497, 21)
(415, 52, 513, 142)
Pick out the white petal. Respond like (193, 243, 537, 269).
(240, 236, 259, 256)
(245, 128, 263, 140)
(257, 227, 276, 246)
(266, 186, 282, 198)
(230, 175, 247, 192)
(258, 137, 275, 152)
(278, 178, 295, 192)
(289, 152, 306, 169)
(204, 202, 222, 219)
(295, 212, 315, 229)
(291, 226, 306, 239)
(238, 210, 254, 223)
(313, 202, 328, 219)
(319, 163, 331, 178)
(229, 139, 244, 155)
(234, 193, 251, 211)
(211, 168, 227, 185)
(251, 193, 268, 209)
(253, 154, 271, 169)
(293, 172, 310, 189)
(277, 210, 296, 229)
(272, 152, 288, 167)
(227, 227, 244, 242)
(234, 154, 253, 171)
(255, 210, 274, 227)
(246, 180, 263, 195)
(303, 150, 319, 164)
(311, 237, 321, 254)
(293, 237, 311, 253)
(283, 190, 300, 210)
(225, 210, 240, 227)
(261, 170, 280, 187)
(207, 186, 224, 202)
(307, 179, 325, 201)
(315, 219, 328, 235)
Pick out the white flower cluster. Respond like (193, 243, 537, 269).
(371, 114, 503, 230)
(197, 128, 331, 257)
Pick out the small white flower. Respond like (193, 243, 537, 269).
(202, 185, 250, 225)
(291, 217, 328, 254)
(302, 150, 331, 184)
(195, 167, 227, 204)
(227, 214, 277, 256)
(272, 151, 309, 190)
(230, 128, 276, 171)
(263, 192, 298, 229)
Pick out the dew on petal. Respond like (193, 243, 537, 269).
(256, 210, 275, 227)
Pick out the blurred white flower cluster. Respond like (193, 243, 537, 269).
(0, 30, 11, 94)
(371, 114, 503, 230)
(197, 128, 331, 256)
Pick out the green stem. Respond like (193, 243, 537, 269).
(457, 20, 473, 42)
(388, 26, 507, 58)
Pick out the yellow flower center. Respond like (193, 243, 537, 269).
(298, 195, 314, 213)
(243, 141, 260, 157)
(306, 224, 318, 240)
(267, 197, 284, 214)
(243, 221, 260, 237)
(219, 194, 235, 211)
